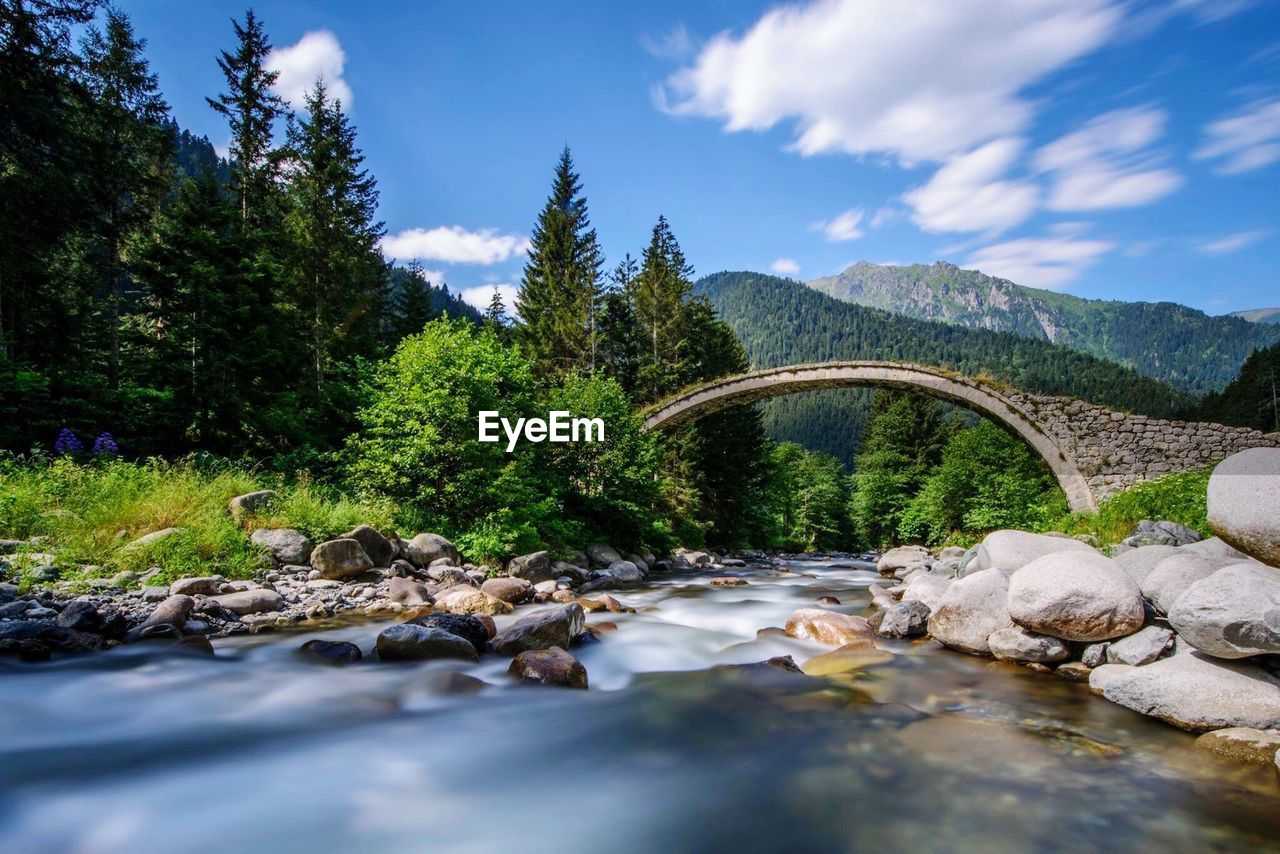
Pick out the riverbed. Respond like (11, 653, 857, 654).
(1, 557, 1277, 852)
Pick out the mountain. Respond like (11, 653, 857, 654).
(1230, 307, 1280, 325)
(806, 261, 1280, 396)
(697, 271, 1193, 467)
(1186, 340, 1280, 432)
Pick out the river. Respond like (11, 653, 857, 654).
(1, 557, 1277, 852)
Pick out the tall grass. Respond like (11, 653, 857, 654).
(0, 455, 395, 587)
(1049, 468, 1211, 546)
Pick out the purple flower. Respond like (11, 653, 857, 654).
(54, 428, 83, 456)
(92, 432, 119, 456)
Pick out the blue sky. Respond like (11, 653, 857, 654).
(121, 0, 1278, 313)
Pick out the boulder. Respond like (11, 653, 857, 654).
(342, 525, 396, 567)
(669, 549, 713, 571)
(507, 646, 588, 689)
(405, 533, 460, 568)
(1140, 553, 1221, 614)
(1007, 551, 1145, 642)
(228, 490, 274, 519)
(169, 576, 223, 597)
(209, 589, 283, 616)
(1167, 563, 1280, 659)
(507, 551, 555, 583)
(900, 573, 953, 611)
(1081, 642, 1110, 668)
(1123, 519, 1203, 548)
(426, 566, 471, 586)
(987, 626, 1070, 663)
(552, 561, 589, 583)
(969, 529, 1095, 574)
(602, 560, 645, 583)
(250, 528, 313, 565)
(586, 543, 623, 568)
(710, 576, 748, 587)
(1206, 447, 1280, 566)
(481, 577, 535, 604)
(876, 545, 929, 576)
(784, 608, 876, 646)
(298, 639, 362, 666)
(124, 594, 194, 642)
(876, 600, 931, 638)
(387, 576, 432, 607)
(120, 527, 184, 554)
(1090, 653, 1280, 731)
(1105, 625, 1173, 666)
(492, 603, 585, 655)
(407, 613, 489, 655)
(926, 568, 1014, 655)
(1193, 727, 1280, 764)
(1180, 536, 1251, 562)
(431, 586, 512, 616)
(54, 600, 102, 633)
(1112, 544, 1180, 585)
(309, 539, 373, 580)
(376, 624, 478, 662)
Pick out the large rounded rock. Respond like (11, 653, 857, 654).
(228, 490, 274, 519)
(1140, 553, 1221, 614)
(376, 624, 478, 662)
(492, 603, 585, 655)
(124, 594, 194, 642)
(250, 528, 313, 565)
(1180, 536, 1250, 562)
(298, 639, 362, 666)
(209, 589, 283, 615)
(507, 551, 554, 583)
(310, 538, 373, 580)
(876, 545, 929, 576)
(926, 568, 1014, 655)
(1007, 551, 1144, 642)
(342, 525, 396, 567)
(900, 573, 953, 611)
(406, 533, 460, 568)
(388, 576, 432, 606)
(1193, 727, 1280, 764)
(1207, 447, 1280, 566)
(602, 560, 645, 583)
(784, 609, 876, 646)
(1105, 625, 1173, 666)
(987, 626, 1069, 663)
(508, 646, 587, 688)
(407, 613, 489, 655)
(1112, 544, 1179, 585)
(586, 543, 623, 568)
(970, 530, 1095, 574)
(876, 600, 931, 638)
(1167, 562, 1280, 659)
(1090, 653, 1280, 731)
(481, 576, 535, 604)
(431, 586, 513, 616)
(169, 576, 223, 596)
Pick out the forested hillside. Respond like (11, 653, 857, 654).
(698, 270, 1194, 465)
(1187, 341, 1280, 432)
(808, 261, 1280, 395)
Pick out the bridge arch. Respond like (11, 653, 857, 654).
(642, 361, 1098, 513)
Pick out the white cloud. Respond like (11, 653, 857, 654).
(771, 258, 801, 276)
(267, 30, 353, 111)
(381, 226, 531, 265)
(903, 138, 1040, 234)
(659, 0, 1122, 165)
(1173, 0, 1258, 24)
(965, 234, 1114, 289)
(1194, 97, 1280, 174)
(641, 24, 697, 61)
(816, 208, 865, 242)
(460, 284, 520, 315)
(1197, 230, 1267, 254)
(1035, 106, 1182, 210)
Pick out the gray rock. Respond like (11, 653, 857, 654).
(1123, 519, 1203, 548)
(250, 528, 314, 565)
(969, 529, 1095, 574)
(1007, 551, 1145, 642)
(876, 600, 931, 638)
(507, 646, 587, 689)
(602, 560, 645, 583)
(1081, 642, 1110, 668)
(209, 589, 283, 616)
(1140, 553, 1221, 614)
(987, 626, 1070, 663)
(426, 566, 471, 586)
(309, 539, 373, 580)
(341, 525, 396, 567)
(900, 572, 953, 611)
(480, 576, 535, 604)
(1106, 625, 1173, 666)
(387, 576, 432, 606)
(120, 527, 184, 554)
(125, 594, 194, 641)
(1180, 536, 1250, 562)
(507, 551, 555, 583)
(1207, 447, 1280, 566)
(1167, 562, 1280, 659)
(298, 639, 362, 666)
(1091, 652, 1280, 731)
(587, 543, 623, 568)
(1113, 544, 1180, 585)
(228, 490, 274, 519)
(405, 533, 460, 568)
(376, 624, 478, 662)
(492, 603, 585, 655)
(169, 576, 223, 597)
(876, 545, 929, 576)
(0, 600, 30, 618)
(407, 613, 490, 655)
(926, 568, 1015, 655)
(54, 599, 102, 632)
(1193, 727, 1280, 764)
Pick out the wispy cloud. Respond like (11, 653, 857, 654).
(268, 30, 352, 111)
(966, 234, 1114, 289)
(382, 226, 531, 265)
(1194, 97, 1280, 174)
(815, 208, 866, 242)
(903, 138, 1039, 234)
(1197, 230, 1267, 254)
(641, 23, 697, 61)
(771, 258, 801, 276)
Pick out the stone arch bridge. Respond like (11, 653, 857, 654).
(641, 361, 1279, 514)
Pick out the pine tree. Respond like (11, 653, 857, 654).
(389, 260, 434, 341)
(598, 253, 641, 394)
(79, 7, 173, 388)
(206, 9, 284, 230)
(485, 286, 508, 328)
(516, 146, 603, 380)
(283, 78, 386, 412)
(633, 215, 693, 401)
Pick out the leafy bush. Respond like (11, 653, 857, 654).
(1052, 468, 1212, 546)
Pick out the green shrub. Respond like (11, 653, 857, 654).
(1051, 468, 1211, 546)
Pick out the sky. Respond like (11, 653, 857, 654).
(120, 0, 1279, 314)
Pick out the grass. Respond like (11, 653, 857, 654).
(1049, 468, 1211, 547)
(0, 455, 396, 588)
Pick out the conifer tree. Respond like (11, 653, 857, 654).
(389, 260, 434, 341)
(599, 253, 641, 394)
(633, 215, 693, 401)
(485, 286, 508, 328)
(516, 146, 603, 380)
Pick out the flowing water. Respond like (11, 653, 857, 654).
(1, 558, 1277, 853)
